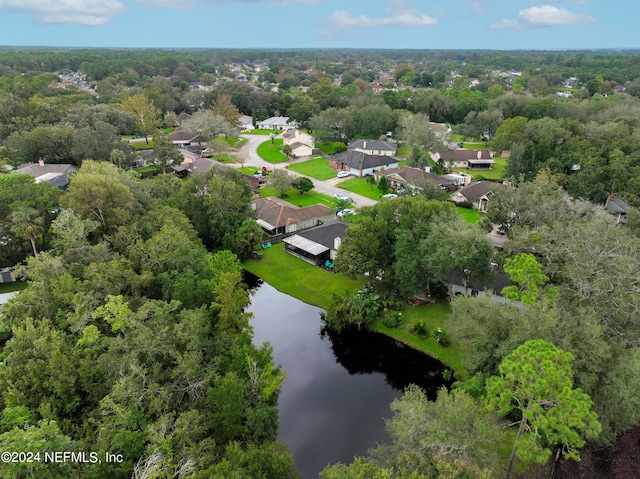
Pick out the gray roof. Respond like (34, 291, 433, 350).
(348, 139, 396, 152)
(605, 195, 630, 215)
(332, 150, 398, 171)
(295, 221, 349, 250)
(15, 163, 77, 187)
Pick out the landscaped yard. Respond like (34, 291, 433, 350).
(259, 187, 337, 208)
(337, 177, 385, 201)
(239, 166, 260, 175)
(244, 244, 464, 376)
(395, 143, 410, 157)
(257, 138, 288, 163)
(287, 157, 338, 180)
(371, 302, 464, 377)
(453, 156, 507, 180)
(135, 165, 159, 173)
(130, 140, 156, 150)
(243, 242, 365, 308)
(316, 142, 345, 155)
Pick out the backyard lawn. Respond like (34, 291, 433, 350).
(0, 281, 27, 294)
(287, 157, 337, 180)
(371, 302, 464, 378)
(337, 177, 385, 200)
(249, 129, 279, 135)
(243, 243, 365, 308)
(257, 139, 288, 163)
(395, 143, 410, 157)
(453, 156, 507, 180)
(456, 207, 481, 224)
(259, 187, 337, 208)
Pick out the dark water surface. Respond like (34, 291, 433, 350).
(246, 279, 449, 479)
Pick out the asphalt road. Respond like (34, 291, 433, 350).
(236, 134, 378, 209)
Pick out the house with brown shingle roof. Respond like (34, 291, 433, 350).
(373, 166, 458, 192)
(168, 129, 208, 146)
(254, 197, 336, 237)
(450, 180, 504, 212)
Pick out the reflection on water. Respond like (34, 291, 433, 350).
(246, 276, 448, 479)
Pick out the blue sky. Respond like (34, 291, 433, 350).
(0, 0, 636, 50)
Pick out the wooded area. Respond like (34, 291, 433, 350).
(1, 47, 640, 478)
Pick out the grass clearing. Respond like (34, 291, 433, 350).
(453, 156, 507, 181)
(259, 187, 337, 208)
(0, 281, 27, 294)
(130, 140, 156, 150)
(371, 302, 465, 377)
(135, 166, 159, 173)
(243, 243, 365, 308)
(287, 157, 337, 180)
(239, 166, 260, 175)
(257, 139, 288, 163)
(395, 143, 410, 157)
(337, 177, 385, 201)
(224, 137, 247, 148)
(249, 129, 279, 135)
(456, 207, 481, 224)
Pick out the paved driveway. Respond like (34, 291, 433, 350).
(236, 134, 377, 208)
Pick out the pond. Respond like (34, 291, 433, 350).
(246, 277, 450, 479)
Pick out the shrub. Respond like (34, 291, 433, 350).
(383, 312, 403, 328)
(411, 320, 429, 336)
(432, 327, 450, 347)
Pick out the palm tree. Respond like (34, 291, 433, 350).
(10, 208, 45, 257)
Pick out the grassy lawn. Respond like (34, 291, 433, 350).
(337, 177, 385, 201)
(287, 157, 337, 180)
(259, 187, 337, 208)
(371, 302, 465, 378)
(135, 165, 159, 173)
(0, 281, 27, 294)
(317, 142, 346, 155)
(249, 129, 279, 135)
(395, 143, 410, 157)
(239, 166, 260, 175)
(456, 207, 481, 224)
(224, 137, 247, 148)
(257, 139, 288, 163)
(130, 140, 156, 150)
(243, 243, 365, 308)
(453, 156, 507, 181)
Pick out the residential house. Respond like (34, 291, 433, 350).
(15, 161, 78, 189)
(239, 115, 254, 131)
(0, 267, 16, 284)
(168, 129, 208, 146)
(329, 150, 399, 177)
(450, 270, 516, 306)
(373, 166, 458, 192)
(257, 116, 294, 130)
(282, 129, 315, 157)
(348, 139, 396, 156)
(450, 180, 501, 212)
(604, 194, 630, 224)
(432, 149, 494, 169)
(176, 112, 192, 126)
(283, 221, 349, 266)
(254, 197, 336, 237)
(171, 158, 216, 178)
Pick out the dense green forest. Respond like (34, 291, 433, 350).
(2, 48, 640, 478)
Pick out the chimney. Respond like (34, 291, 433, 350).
(363, 140, 367, 149)
(189, 161, 195, 171)
(38, 159, 45, 167)
(333, 237, 342, 250)
(477, 150, 482, 159)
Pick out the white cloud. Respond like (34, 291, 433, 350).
(328, 2, 438, 29)
(135, 0, 315, 6)
(467, 1, 485, 15)
(491, 4, 596, 29)
(0, 0, 126, 25)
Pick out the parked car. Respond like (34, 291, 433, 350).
(262, 166, 273, 172)
(333, 193, 350, 201)
(337, 208, 355, 217)
(201, 148, 214, 157)
(381, 193, 398, 199)
(337, 170, 351, 178)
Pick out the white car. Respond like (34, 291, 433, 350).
(337, 208, 355, 218)
(333, 193, 350, 201)
(337, 170, 351, 178)
(381, 193, 398, 199)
